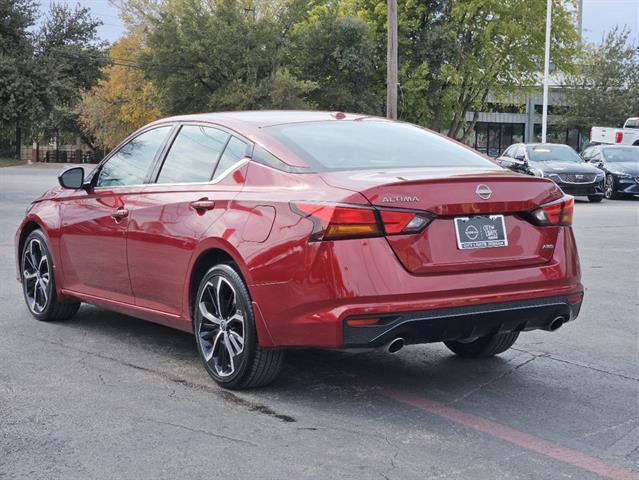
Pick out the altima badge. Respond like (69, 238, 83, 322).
(475, 184, 492, 200)
(381, 195, 420, 203)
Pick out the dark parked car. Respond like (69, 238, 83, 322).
(580, 145, 639, 199)
(497, 143, 605, 202)
(15, 112, 583, 389)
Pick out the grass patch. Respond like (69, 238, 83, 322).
(0, 157, 25, 168)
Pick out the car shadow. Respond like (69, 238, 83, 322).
(58, 303, 523, 406)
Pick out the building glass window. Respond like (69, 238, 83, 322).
(475, 123, 488, 154)
(488, 124, 500, 157)
(471, 122, 526, 157)
(512, 124, 524, 144)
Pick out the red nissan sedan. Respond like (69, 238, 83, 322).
(15, 111, 583, 389)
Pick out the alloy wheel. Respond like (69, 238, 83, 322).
(605, 175, 614, 199)
(197, 276, 245, 377)
(22, 238, 51, 314)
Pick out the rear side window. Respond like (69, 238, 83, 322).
(263, 121, 496, 171)
(213, 136, 249, 180)
(625, 119, 639, 129)
(157, 125, 229, 184)
(97, 126, 171, 187)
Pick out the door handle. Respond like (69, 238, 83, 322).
(190, 199, 215, 212)
(111, 208, 129, 221)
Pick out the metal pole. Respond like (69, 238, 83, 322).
(386, 0, 398, 120)
(541, 0, 552, 143)
(577, 0, 584, 40)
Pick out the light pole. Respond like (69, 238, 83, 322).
(386, 0, 398, 120)
(541, 0, 552, 143)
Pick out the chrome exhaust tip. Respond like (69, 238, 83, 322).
(547, 316, 565, 332)
(387, 337, 405, 354)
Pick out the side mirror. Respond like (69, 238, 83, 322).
(58, 167, 85, 190)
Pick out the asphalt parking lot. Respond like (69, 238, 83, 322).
(0, 164, 637, 480)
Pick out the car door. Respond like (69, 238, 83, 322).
(126, 124, 251, 316)
(58, 125, 173, 303)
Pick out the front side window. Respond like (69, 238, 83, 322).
(97, 126, 172, 187)
(264, 121, 497, 171)
(157, 125, 229, 184)
(581, 147, 594, 160)
(213, 136, 249, 180)
(502, 146, 515, 158)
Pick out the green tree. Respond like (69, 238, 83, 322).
(351, 0, 579, 139)
(347, 0, 451, 125)
(440, 0, 579, 140)
(141, 0, 314, 114)
(0, 1, 105, 157)
(289, 5, 381, 113)
(36, 3, 106, 144)
(562, 28, 639, 131)
(0, 0, 44, 157)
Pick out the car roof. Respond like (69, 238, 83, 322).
(154, 110, 382, 128)
(523, 143, 572, 148)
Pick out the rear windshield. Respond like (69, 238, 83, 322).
(263, 121, 496, 171)
(603, 147, 639, 162)
(527, 145, 582, 163)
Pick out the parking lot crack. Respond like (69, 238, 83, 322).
(512, 347, 639, 382)
(24, 334, 297, 424)
(149, 419, 258, 446)
(448, 352, 544, 404)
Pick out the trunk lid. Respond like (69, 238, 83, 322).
(321, 167, 564, 274)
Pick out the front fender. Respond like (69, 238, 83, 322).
(15, 203, 66, 299)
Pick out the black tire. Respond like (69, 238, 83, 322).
(605, 174, 621, 199)
(588, 195, 604, 203)
(21, 229, 80, 321)
(444, 332, 519, 358)
(193, 264, 283, 389)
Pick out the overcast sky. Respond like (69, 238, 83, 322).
(39, 0, 639, 45)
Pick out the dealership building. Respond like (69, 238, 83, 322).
(462, 82, 586, 158)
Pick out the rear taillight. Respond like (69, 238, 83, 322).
(615, 131, 623, 143)
(530, 196, 574, 226)
(379, 209, 432, 234)
(291, 202, 433, 241)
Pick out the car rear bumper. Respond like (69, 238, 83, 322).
(343, 294, 583, 348)
(250, 227, 583, 348)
